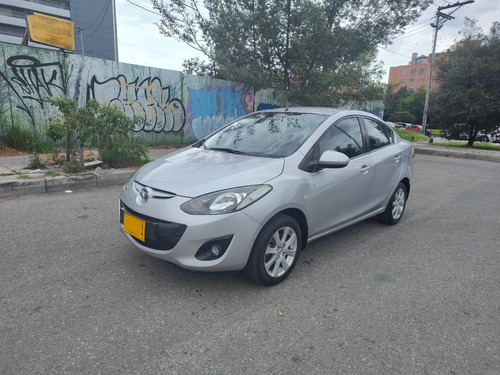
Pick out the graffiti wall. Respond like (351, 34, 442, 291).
(0, 43, 383, 142)
(0, 43, 281, 141)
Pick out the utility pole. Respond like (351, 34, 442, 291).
(75, 26, 85, 56)
(421, 1, 474, 136)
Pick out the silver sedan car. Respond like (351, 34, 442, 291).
(120, 108, 414, 285)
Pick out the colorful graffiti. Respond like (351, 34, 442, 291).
(87, 75, 186, 134)
(0, 55, 67, 137)
(187, 85, 253, 139)
(0, 44, 285, 140)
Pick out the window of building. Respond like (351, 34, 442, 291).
(410, 77, 414, 83)
(419, 68, 425, 75)
(409, 87, 414, 91)
(400, 78, 405, 83)
(411, 68, 417, 76)
(402, 69, 406, 75)
(418, 77, 424, 82)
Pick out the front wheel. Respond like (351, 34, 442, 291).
(244, 214, 301, 286)
(378, 183, 408, 225)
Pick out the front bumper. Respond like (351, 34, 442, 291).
(119, 194, 263, 272)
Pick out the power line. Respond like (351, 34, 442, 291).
(125, 0, 161, 15)
(86, 0, 113, 37)
(378, 46, 412, 59)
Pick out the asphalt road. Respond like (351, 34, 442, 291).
(1, 154, 499, 375)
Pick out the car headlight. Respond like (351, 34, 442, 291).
(181, 185, 272, 215)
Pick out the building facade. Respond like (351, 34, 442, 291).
(0, 0, 117, 61)
(388, 52, 445, 92)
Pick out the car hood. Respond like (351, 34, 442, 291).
(134, 147, 285, 197)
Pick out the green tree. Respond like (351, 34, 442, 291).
(402, 87, 426, 125)
(384, 87, 409, 121)
(384, 86, 426, 125)
(430, 20, 500, 146)
(152, 0, 431, 105)
(390, 111, 416, 124)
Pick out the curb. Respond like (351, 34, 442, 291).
(413, 145, 500, 163)
(0, 168, 135, 199)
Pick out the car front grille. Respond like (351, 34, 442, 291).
(120, 201, 187, 251)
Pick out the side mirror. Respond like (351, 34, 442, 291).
(318, 150, 349, 169)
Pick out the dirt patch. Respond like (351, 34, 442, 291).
(0, 141, 27, 156)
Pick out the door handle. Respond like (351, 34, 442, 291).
(360, 164, 371, 174)
(394, 155, 402, 163)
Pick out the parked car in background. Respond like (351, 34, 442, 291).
(405, 124, 433, 137)
(394, 122, 408, 129)
(405, 124, 422, 132)
(458, 131, 490, 142)
(120, 108, 414, 285)
(492, 128, 500, 143)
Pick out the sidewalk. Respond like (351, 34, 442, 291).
(1, 143, 499, 199)
(413, 141, 500, 163)
(0, 147, 178, 199)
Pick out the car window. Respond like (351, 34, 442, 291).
(364, 118, 393, 150)
(204, 112, 328, 157)
(318, 117, 363, 158)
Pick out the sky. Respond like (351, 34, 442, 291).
(115, 0, 500, 83)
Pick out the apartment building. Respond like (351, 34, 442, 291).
(0, 0, 117, 61)
(388, 52, 445, 92)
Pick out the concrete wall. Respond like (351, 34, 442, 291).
(0, 43, 383, 143)
(0, 43, 284, 141)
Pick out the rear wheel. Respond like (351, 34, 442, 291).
(244, 214, 301, 286)
(378, 183, 407, 225)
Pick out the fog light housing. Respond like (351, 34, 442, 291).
(209, 246, 221, 258)
(195, 235, 233, 261)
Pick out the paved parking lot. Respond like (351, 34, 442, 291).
(1, 154, 499, 374)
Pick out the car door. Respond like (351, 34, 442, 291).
(308, 116, 375, 239)
(362, 117, 403, 208)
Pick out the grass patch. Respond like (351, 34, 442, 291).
(44, 171, 61, 177)
(394, 128, 430, 142)
(1, 172, 16, 177)
(433, 142, 500, 151)
(17, 175, 30, 179)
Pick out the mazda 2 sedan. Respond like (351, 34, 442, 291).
(120, 108, 414, 285)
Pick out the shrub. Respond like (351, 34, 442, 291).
(4, 127, 37, 152)
(63, 156, 83, 174)
(389, 111, 417, 124)
(49, 98, 149, 168)
(102, 142, 149, 168)
(3, 127, 55, 153)
(26, 154, 46, 170)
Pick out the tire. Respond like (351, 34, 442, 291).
(378, 183, 407, 225)
(244, 214, 301, 286)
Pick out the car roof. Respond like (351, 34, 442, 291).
(259, 107, 373, 117)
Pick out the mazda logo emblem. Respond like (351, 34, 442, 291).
(138, 187, 151, 204)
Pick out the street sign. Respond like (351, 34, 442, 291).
(26, 12, 75, 51)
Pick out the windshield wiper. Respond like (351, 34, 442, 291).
(192, 139, 206, 148)
(207, 147, 247, 155)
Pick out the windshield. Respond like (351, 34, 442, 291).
(203, 112, 328, 157)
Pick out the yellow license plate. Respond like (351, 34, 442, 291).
(123, 212, 146, 242)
